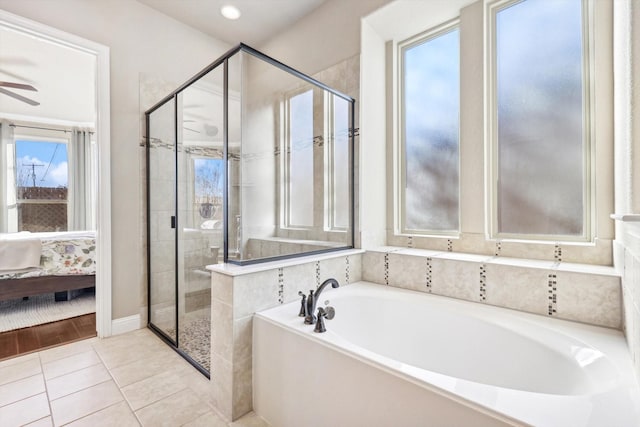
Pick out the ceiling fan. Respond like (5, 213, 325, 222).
(0, 81, 39, 106)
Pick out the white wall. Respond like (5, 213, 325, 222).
(257, 0, 391, 76)
(0, 0, 230, 319)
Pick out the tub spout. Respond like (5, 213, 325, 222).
(304, 278, 339, 324)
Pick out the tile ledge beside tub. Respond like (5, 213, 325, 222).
(206, 248, 364, 276)
(363, 246, 622, 330)
(366, 245, 619, 276)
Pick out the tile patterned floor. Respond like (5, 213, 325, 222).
(0, 328, 270, 427)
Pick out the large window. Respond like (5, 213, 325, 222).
(326, 94, 350, 230)
(490, 0, 588, 239)
(285, 89, 314, 228)
(399, 24, 460, 235)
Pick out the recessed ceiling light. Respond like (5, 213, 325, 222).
(220, 5, 241, 20)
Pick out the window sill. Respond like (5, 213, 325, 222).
(610, 214, 640, 222)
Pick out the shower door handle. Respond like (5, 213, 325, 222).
(170, 216, 176, 229)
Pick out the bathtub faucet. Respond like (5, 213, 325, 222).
(304, 278, 340, 325)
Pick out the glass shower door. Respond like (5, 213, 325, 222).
(175, 64, 224, 372)
(147, 99, 177, 343)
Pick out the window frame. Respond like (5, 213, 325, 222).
(395, 18, 462, 238)
(485, 0, 595, 243)
(324, 91, 350, 233)
(280, 86, 316, 230)
(12, 130, 71, 232)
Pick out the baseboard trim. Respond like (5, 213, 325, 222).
(111, 314, 141, 335)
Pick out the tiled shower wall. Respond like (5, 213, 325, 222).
(208, 250, 362, 421)
(363, 247, 622, 329)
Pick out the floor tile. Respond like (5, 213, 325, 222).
(50, 380, 123, 426)
(121, 369, 189, 411)
(39, 339, 95, 365)
(0, 351, 39, 369)
(95, 340, 168, 370)
(24, 416, 53, 426)
(108, 350, 185, 388)
(230, 412, 272, 427)
(42, 349, 101, 380)
(65, 401, 140, 427)
(0, 356, 41, 386)
(135, 388, 210, 426)
(182, 411, 227, 427)
(0, 392, 50, 426)
(0, 374, 45, 407)
(46, 363, 111, 400)
(179, 368, 215, 410)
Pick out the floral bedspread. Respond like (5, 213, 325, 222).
(0, 236, 96, 280)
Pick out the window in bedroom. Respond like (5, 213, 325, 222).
(2, 125, 95, 233)
(398, 22, 460, 235)
(489, 0, 589, 240)
(15, 139, 69, 232)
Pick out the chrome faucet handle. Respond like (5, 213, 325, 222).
(297, 291, 307, 317)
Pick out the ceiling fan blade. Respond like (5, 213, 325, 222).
(0, 68, 33, 83)
(0, 81, 37, 91)
(0, 87, 40, 106)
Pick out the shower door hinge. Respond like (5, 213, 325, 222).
(171, 216, 176, 229)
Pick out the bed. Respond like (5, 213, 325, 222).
(0, 231, 96, 302)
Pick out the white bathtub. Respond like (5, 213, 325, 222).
(253, 281, 640, 427)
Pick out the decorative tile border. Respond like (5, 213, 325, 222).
(278, 268, 284, 304)
(554, 244, 563, 262)
(479, 264, 487, 302)
(315, 261, 321, 287)
(426, 257, 432, 293)
(547, 273, 557, 316)
(384, 253, 390, 285)
(345, 256, 350, 285)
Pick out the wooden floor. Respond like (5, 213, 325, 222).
(0, 313, 96, 361)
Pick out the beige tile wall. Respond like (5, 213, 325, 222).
(363, 247, 621, 329)
(209, 251, 363, 421)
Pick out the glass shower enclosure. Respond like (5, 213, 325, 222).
(146, 44, 355, 375)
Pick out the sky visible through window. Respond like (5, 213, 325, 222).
(194, 158, 223, 199)
(403, 27, 460, 232)
(289, 89, 314, 227)
(496, 0, 584, 236)
(15, 140, 68, 188)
